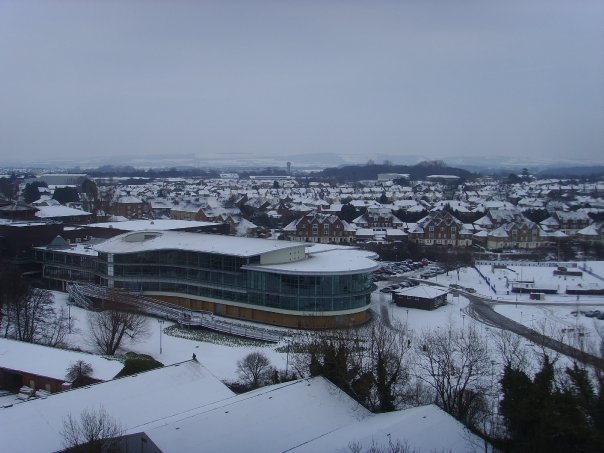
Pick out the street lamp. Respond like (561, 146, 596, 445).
(158, 319, 165, 354)
(285, 337, 291, 379)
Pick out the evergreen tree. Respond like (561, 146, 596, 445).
(500, 356, 604, 452)
(22, 181, 47, 203)
(339, 203, 358, 223)
(52, 186, 80, 204)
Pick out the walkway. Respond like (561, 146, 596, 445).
(67, 283, 289, 343)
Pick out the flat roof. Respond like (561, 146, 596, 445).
(394, 284, 448, 299)
(87, 219, 220, 231)
(94, 230, 304, 257)
(35, 243, 99, 256)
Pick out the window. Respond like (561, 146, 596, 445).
(323, 224, 330, 236)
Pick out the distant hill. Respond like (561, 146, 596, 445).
(312, 160, 477, 182)
(537, 166, 604, 178)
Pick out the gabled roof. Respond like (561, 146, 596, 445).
(142, 376, 483, 453)
(577, 223, 602, 236)
(145, 377, 369, 452)
(540, 216, 559, 226)
(0, 337, 123, 383)
(47, 234, 70, 249)
(34, 205, 91, 218)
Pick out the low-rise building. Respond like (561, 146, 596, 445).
(37, 231, 379, 329)
(392, 284, 448, 310)
(0, 337, 123, 393)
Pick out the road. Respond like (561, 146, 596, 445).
(385, 273, 604, 369)
(463, 291, 604, 369)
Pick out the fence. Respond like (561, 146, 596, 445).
(475, 260, 578, 268)
(66, 283, 287, 343)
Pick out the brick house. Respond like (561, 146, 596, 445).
(170, 203, 210, 221)
(283, 213, 356, 243)
(352, 207, 405, 229)
(112, 196, 151, 219)
(541, 211, 592, 235)
(485, 219, 545, 250)
(408, 210, 472, 247)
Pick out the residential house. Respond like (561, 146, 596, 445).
(541, 211, 592, 235)
(407, 210, 472, 247)
(283, 212, 356, 243)
(484, 219, 545, 250)
(112, 195, 150, 219)
(352, 207, 404, 229)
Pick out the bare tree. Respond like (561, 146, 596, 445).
(0, 266, 31, 336)
(66, 360, 94, 387)
(5, 288, 55, 343)
(88, 309, 149, 356)
(236, 351, 272, 389)
(492, 328, 529, 371)
(415, 322, 490, 426)
(363, 322, 412, 412)
(292, 322, 411, 413)
(40, 305, 73, 347)
(61, 406, 124, 453)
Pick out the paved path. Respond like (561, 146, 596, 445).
(463, 291, 604, 369)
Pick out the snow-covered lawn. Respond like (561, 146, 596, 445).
(53, 291, 287, 382)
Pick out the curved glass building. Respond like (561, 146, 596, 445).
(94, 231, 378, 328)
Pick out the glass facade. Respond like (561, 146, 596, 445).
(98, 250, 373, 313)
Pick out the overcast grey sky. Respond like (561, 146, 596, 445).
(1, 0, 603, 166)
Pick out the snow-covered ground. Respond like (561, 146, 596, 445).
(22, 261, 604, 389)
(53, 291, 288, 382)
(414, 261, 604, 362)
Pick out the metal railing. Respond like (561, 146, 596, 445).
(66, 283, 287, 343)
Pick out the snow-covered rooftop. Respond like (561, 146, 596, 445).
(394, 284, 448, 299)
(94, 231, 303, 257)
(244, 247, 379, 275)
(0, 360, 234, 453)
(34, 205, 91, 218)
(144, 376, 482, 453)
(0, 337, 123, 383)
(87, 219, 220, 231)
(294, 403, 481, 453)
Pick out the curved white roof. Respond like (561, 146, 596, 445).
(87, 219, 220, 231)
(243, 248, 379, 275)
(94, 231, 303, 257)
